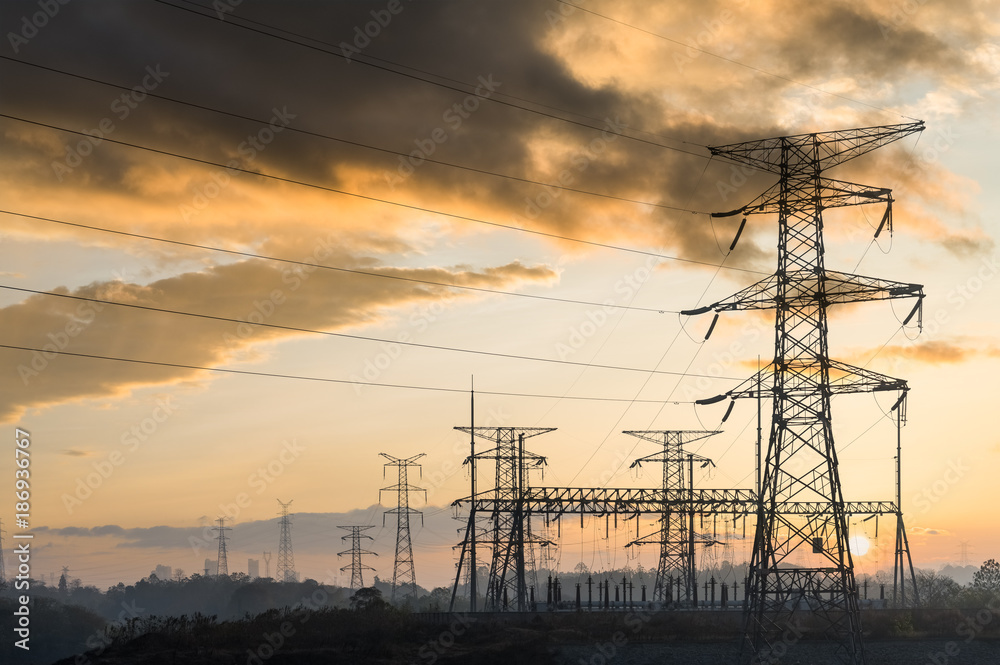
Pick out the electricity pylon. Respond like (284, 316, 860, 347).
(625, 430, 719, 605)
(338, 525, 378, 590)
(684, 122, 925, 664)
(262, 551, 272, 579)
(213, 517, 231, 578)
(0, 518, 6, 584)
(452, 427, 555, 611)
(380, 453, 426, 602)
(277, 500, 295, 582)
(891, 391, 920, 606)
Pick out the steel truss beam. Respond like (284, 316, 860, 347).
(454, 488, 898, 517)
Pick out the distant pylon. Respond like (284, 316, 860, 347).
(263, 551, 272, 579)
(277, 500, 295, 582)
(338, 525, 378, 589)
(0, 518, 6, 584)
(213, 517, 231, 578)
(380, 453, 426, 602)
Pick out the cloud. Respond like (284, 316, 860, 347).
(0, 254, 557, 421)
(1, 0, 989, 276)
(59, 448, 94, 457)
(0, 0, 994, 416)
(853, 338, 1000, 367)
(910, 526, 950, 537)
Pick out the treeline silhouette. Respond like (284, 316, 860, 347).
(1, 559, 997, 664)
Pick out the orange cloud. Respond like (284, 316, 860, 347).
(0, 256, 557, 422)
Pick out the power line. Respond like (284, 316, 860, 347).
(0, 343, 734, 403)
(0, 55, 708, 216)
(154, 0, 710, 157)
(162, 1, 703, 149)
(0, 115, 767, 276)
(555, 0, 919, 122)
(0, 284, 744, 380)
(0, 210, 745, 310)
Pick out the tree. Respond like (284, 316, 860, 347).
(973, 559, 1000, 591)
(916, 571, 961, 608)
(349, 586, 388, 611)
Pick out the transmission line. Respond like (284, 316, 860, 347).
(0, 116, 768, 276)
(0, 56, 707, 215)
(155, 0, 709, 157)
(555, 0, 918, 122)
(0, 343, 737, 402)
(0, 284, 744, 380)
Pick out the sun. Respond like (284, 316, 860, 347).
(848, 535, 871, 557)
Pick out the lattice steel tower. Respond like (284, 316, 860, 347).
(684, 122, 925, 664)
(0, 519, 6, 585)
(338, 525, 378, 590)
(625, 430, 719, 605)
(380, 453, 426, 602)
(276, 500, 295, 582)
(453, 426, 555, 611)
(213, 517, 231, 578)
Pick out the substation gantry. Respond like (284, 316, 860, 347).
(446, 123, 925, 665)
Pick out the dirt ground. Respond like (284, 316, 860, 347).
(554, 639, 1000, 665)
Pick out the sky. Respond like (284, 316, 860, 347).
(0, 0, 998, 592)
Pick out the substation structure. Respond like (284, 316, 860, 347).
(447, 427, 915, 616)
(449, 122, 928, 665)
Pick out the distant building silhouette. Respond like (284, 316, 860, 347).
(248, 558, 260, 579)
(153, 564, 171, 580)
(204, 558, 219, 576)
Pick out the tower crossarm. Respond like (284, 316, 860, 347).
(718, 178, 893, 218)
(715, 361, 908, 401)
(684, 272, 923, 314)
(708, 121, 924, 174)
(454, 426, 556, 442)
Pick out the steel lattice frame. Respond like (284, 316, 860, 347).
(623, 430, 719, 605)
(688, 122, 925, 665)
(454, 427, 554, 611)
(276, 499, 295, 583)
(380, 453, 426, 602)
(337, 525, 377, 590)
(213, 516, 231, 578)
